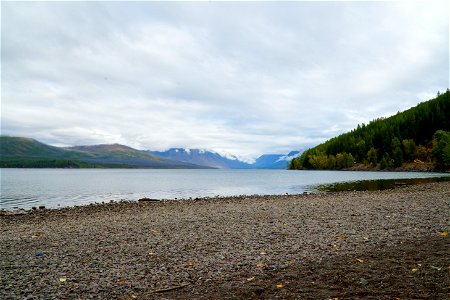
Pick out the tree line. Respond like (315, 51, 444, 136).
(0, 158, 141, 169)
(289, 90, 450, 171)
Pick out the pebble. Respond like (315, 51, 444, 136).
(1, 181, 449, 299)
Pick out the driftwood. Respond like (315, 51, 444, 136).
(138, 197, 160, 202)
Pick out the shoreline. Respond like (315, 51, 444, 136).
(1, 181, 449, 299)
(2, 173, 450, 214)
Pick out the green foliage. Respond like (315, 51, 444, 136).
(390, 138, 403, 167)
(367, 147, 377, 167)
(402, 139, 416, 161)
(433, 130, 450, 171)
(309, 151, 329, 170)
(0, 158, 142, 169)
(289, 90, 450, 171)
(415, 144, 430, 162)
(379, 156, 388, 170)
(335, 152, 354, 169)
(326, 154, 336, 169)
(392, 146, 404, 167)
(0, 159, 82, 168)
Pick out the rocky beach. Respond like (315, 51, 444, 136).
(1, 182, 449, 299)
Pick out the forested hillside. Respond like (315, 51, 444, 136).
(289, 90, 450, 171)
(0, 137, 207, 169)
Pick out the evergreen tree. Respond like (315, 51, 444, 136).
(367, 147, 377, 167)
(289, 90, 450, 170)
(433, 130, 450, 171)
(390, 138, 403, 167)
(402, 139, 416, 161)
(380, 156, 388, 170)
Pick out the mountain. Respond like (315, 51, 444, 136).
(148, 148, 252, 169)
(0, 137, 82, 159)
(148, 148, 301, 169)
(0, 137, 209, 169)
(289, 90, 450, 171)
(1, 136, 301, 169)
(66, 144, 209, 169)
(252, 151, 300, 169)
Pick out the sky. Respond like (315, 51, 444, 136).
(1, 1, 449, 161)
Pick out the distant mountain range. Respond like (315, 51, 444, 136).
(0, 136, 301, 169)
(252, 151, 300, 169)
(0, 137, 208, 169)
(147, 149, 300, 169)
(148, 148, 250, 169)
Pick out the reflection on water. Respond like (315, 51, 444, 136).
(316, 176, 450, 192)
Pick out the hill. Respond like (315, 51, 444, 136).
(0, 137, 81, 158)
(0, 137, 208, 169)
(0, 136, 91, 167)
(67, 144, 207, 169)
(289, 90, 450, 171)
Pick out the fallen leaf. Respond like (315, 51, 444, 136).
(183, 261, 195, 267)
(260, 251, 267, 255)
(355, 258, 364, 263)
(117, 277, 126, 285)
(276, 283, 284, 289)
(59, 277, 67, 283)
(131, 295, 137, 299)
(246, 277, 255, 282)
(148, 251, 154, 256)
(338, 235, 347, 240)
(411, 268, 418, 273)
(439, 231, 448, 236)
(256, 263, 265, 268)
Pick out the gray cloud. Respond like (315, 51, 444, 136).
(1, 1, 448, 160)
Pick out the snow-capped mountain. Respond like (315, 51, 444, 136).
(147, 148, 252, 169)
(252, 151, 300, 169)
(147, 149, 301, 169)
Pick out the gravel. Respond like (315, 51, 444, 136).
(1, 181, 449, 299)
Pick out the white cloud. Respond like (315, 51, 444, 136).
(1, 1, 448, 160)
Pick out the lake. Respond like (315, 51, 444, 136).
(0, 169, 448, 210)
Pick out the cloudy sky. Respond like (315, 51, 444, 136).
(1, 1, 448, 160)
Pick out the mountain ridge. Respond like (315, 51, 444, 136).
(0, 136, 301, 169)
(147, 148, 301, 169)
(0, 136, 209, 169)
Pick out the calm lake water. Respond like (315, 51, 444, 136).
(0, 169, 448, 210)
